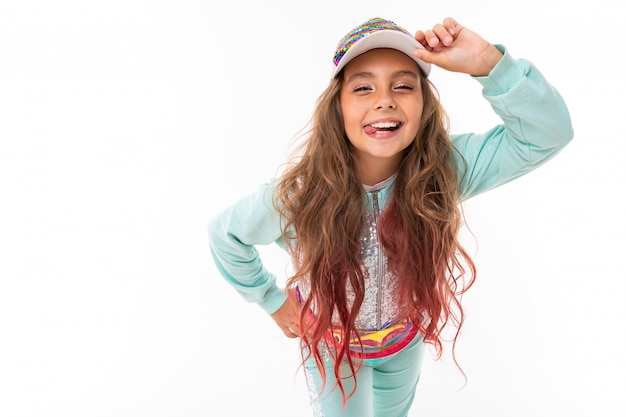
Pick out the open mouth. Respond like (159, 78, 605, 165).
(364, 121, 401, 134)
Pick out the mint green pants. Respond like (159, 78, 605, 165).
(303, 334, 425, 417)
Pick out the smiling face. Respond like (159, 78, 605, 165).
(340, 48, 424, 186)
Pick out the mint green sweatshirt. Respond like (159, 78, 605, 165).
(208, 46, 574, 318)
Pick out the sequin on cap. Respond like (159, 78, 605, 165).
(333, 17, 413, 66)
(331, 17, 431, 78)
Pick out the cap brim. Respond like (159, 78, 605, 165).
(332, 30, 431, 78)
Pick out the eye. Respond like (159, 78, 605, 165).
(394, 83, 414, 91)
(353, 84, 372, 93)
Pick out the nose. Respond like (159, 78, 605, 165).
(374, 90, 396, 110)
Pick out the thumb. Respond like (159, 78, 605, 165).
(413, 48, 437, 65)
(413, 47, 449, 69)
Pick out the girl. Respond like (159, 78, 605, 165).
(208, 16, 573, 417)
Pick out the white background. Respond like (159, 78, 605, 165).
(1, 1, 623, 416)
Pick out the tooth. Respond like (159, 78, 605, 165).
(371, 122, 397, 128)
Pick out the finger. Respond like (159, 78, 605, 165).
(288, 320, 301, 336)
(414, 30, 428, 48)
(281, 326, 299, 338)
(432, 24, 453, 46)
(422, 29, 440, 48)
(442, 17, 459, 35)
(443, 17, 464, 43)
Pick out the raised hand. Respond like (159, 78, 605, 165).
(413, 17, 503, 76)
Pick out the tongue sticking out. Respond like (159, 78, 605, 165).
(365, 125, 396, 134)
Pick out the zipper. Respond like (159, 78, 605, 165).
(372, 191, 384, 330)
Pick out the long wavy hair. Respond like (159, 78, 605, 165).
(273, 65, 476, 405)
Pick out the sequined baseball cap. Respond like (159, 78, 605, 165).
(332, 17, 431, 78)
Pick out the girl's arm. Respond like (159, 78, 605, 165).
(207, 181, 288, 315)
(415, 17, 573, 198)
(451, 45, 573, 199)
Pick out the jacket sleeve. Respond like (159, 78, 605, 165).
(451, 45, 574, 200)
(207, 181, 288, 314)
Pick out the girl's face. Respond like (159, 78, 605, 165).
(340, 48, 424, 185)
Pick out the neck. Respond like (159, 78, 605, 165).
(356, 156, 401, 187)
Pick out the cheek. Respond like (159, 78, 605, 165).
(340, 100, 361, 131)
(409, 101, 425, 133)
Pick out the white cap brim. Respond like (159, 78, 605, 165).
(332, 30, 431, 78)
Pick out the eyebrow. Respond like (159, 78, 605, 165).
(345, 70, 420, 83)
